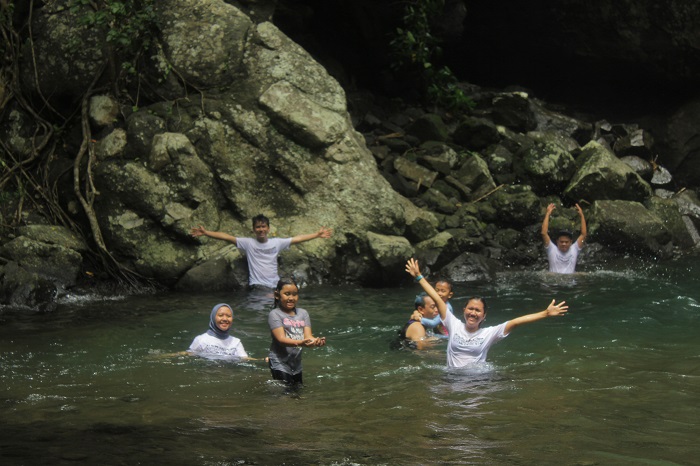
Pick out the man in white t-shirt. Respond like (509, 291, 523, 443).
(191, 214, 332, 288)
(541, 203, 587, 274)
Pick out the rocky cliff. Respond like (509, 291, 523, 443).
(1, 0, 699, 311)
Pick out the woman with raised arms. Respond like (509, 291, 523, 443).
(405, 258, 568, 367)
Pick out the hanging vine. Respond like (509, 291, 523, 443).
(0, 0, 160, 290)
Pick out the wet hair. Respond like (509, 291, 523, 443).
(414, 292, 429, 310)
(464, 296, 487, 312)
(464, 296, 487, 328)
(251, 214, 270, 227)
(555, 230, 573, 241)
(434, 278, 453, 291)
(273, 276, 299, 309)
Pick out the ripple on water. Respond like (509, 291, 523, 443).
(0, 267, 698, 465)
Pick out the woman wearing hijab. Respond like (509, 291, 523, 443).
(188, 303, 249, 359)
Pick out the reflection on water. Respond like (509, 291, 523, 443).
(1, 259, 699, 464)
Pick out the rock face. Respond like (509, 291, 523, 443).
(19, 2, 105, 100)
(272, 0, 700, 186)
(588, 200, 672, 257)
(83, 0, 421, 289)
(358, 87, 700, 269)
(2, 0, 700, 311)
(563, 141, 654, 203)
(0, 226, 88, 312)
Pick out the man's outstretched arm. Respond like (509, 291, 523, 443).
(291, 226, 333, 245)
(190, 225, 238, 245)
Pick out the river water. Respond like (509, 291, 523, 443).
(1, 257, 698, 465)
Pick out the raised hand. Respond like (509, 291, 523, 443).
(405, 258, 421, 278)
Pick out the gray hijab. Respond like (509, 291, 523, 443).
(206, 303, 232, 340)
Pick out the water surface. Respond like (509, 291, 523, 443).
(1, 259, 698, 465)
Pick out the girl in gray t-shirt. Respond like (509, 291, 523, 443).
(268, 278, 326, 386)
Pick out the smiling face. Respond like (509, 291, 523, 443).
(253, 220, 270, 242)
(435, 281, 453, 303)
(463, 298, 486, 332)
(275, 283, 299, 312)
(214, 306, 233, 332)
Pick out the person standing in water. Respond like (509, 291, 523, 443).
(267, 277, 326, 386)
(405, 258, 569, 367)
(191, 214, 332, 289)
(541, 203, 587, 274)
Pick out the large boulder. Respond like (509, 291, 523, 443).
(564, 141, 653, 203)
(20, 2, 105, 101)
(407, 113, 450, 142)
(645, 197, 696, 250)
(157, 0, 253, 89)
(673, 189, 700, 238)
(0, 225, 88, 311)
(453, 153, 497, 199)
(259, 80, 348, 149)
(452, 116, 502, 150)
(400, 197, 440, 243)
(244, 21, 348, 113)
(478, 185, 541, 228)
(440, 252, 501, 283)
(588, 200, 672, 257)
(514, 133, 577, 195)
(365, 232, 414, 284)
(414, 231, 459, 271)
(175, 248, 247, 291)
(84, 1, 412, 287)
(490, 92, 537, 133)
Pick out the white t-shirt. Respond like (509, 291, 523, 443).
(441, 312, 508, 367)
(236, 237, 293, 288)
(546, 241, 580, 274)
(188, 332, 248, 359)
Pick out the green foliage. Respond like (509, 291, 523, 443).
(389, 0, 475, 112)
(389, 0, 443, 71)
(425, 66, 474, 111)
(69, 0, 158, 75)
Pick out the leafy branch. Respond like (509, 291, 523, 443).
(389, 0, 474, 112)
